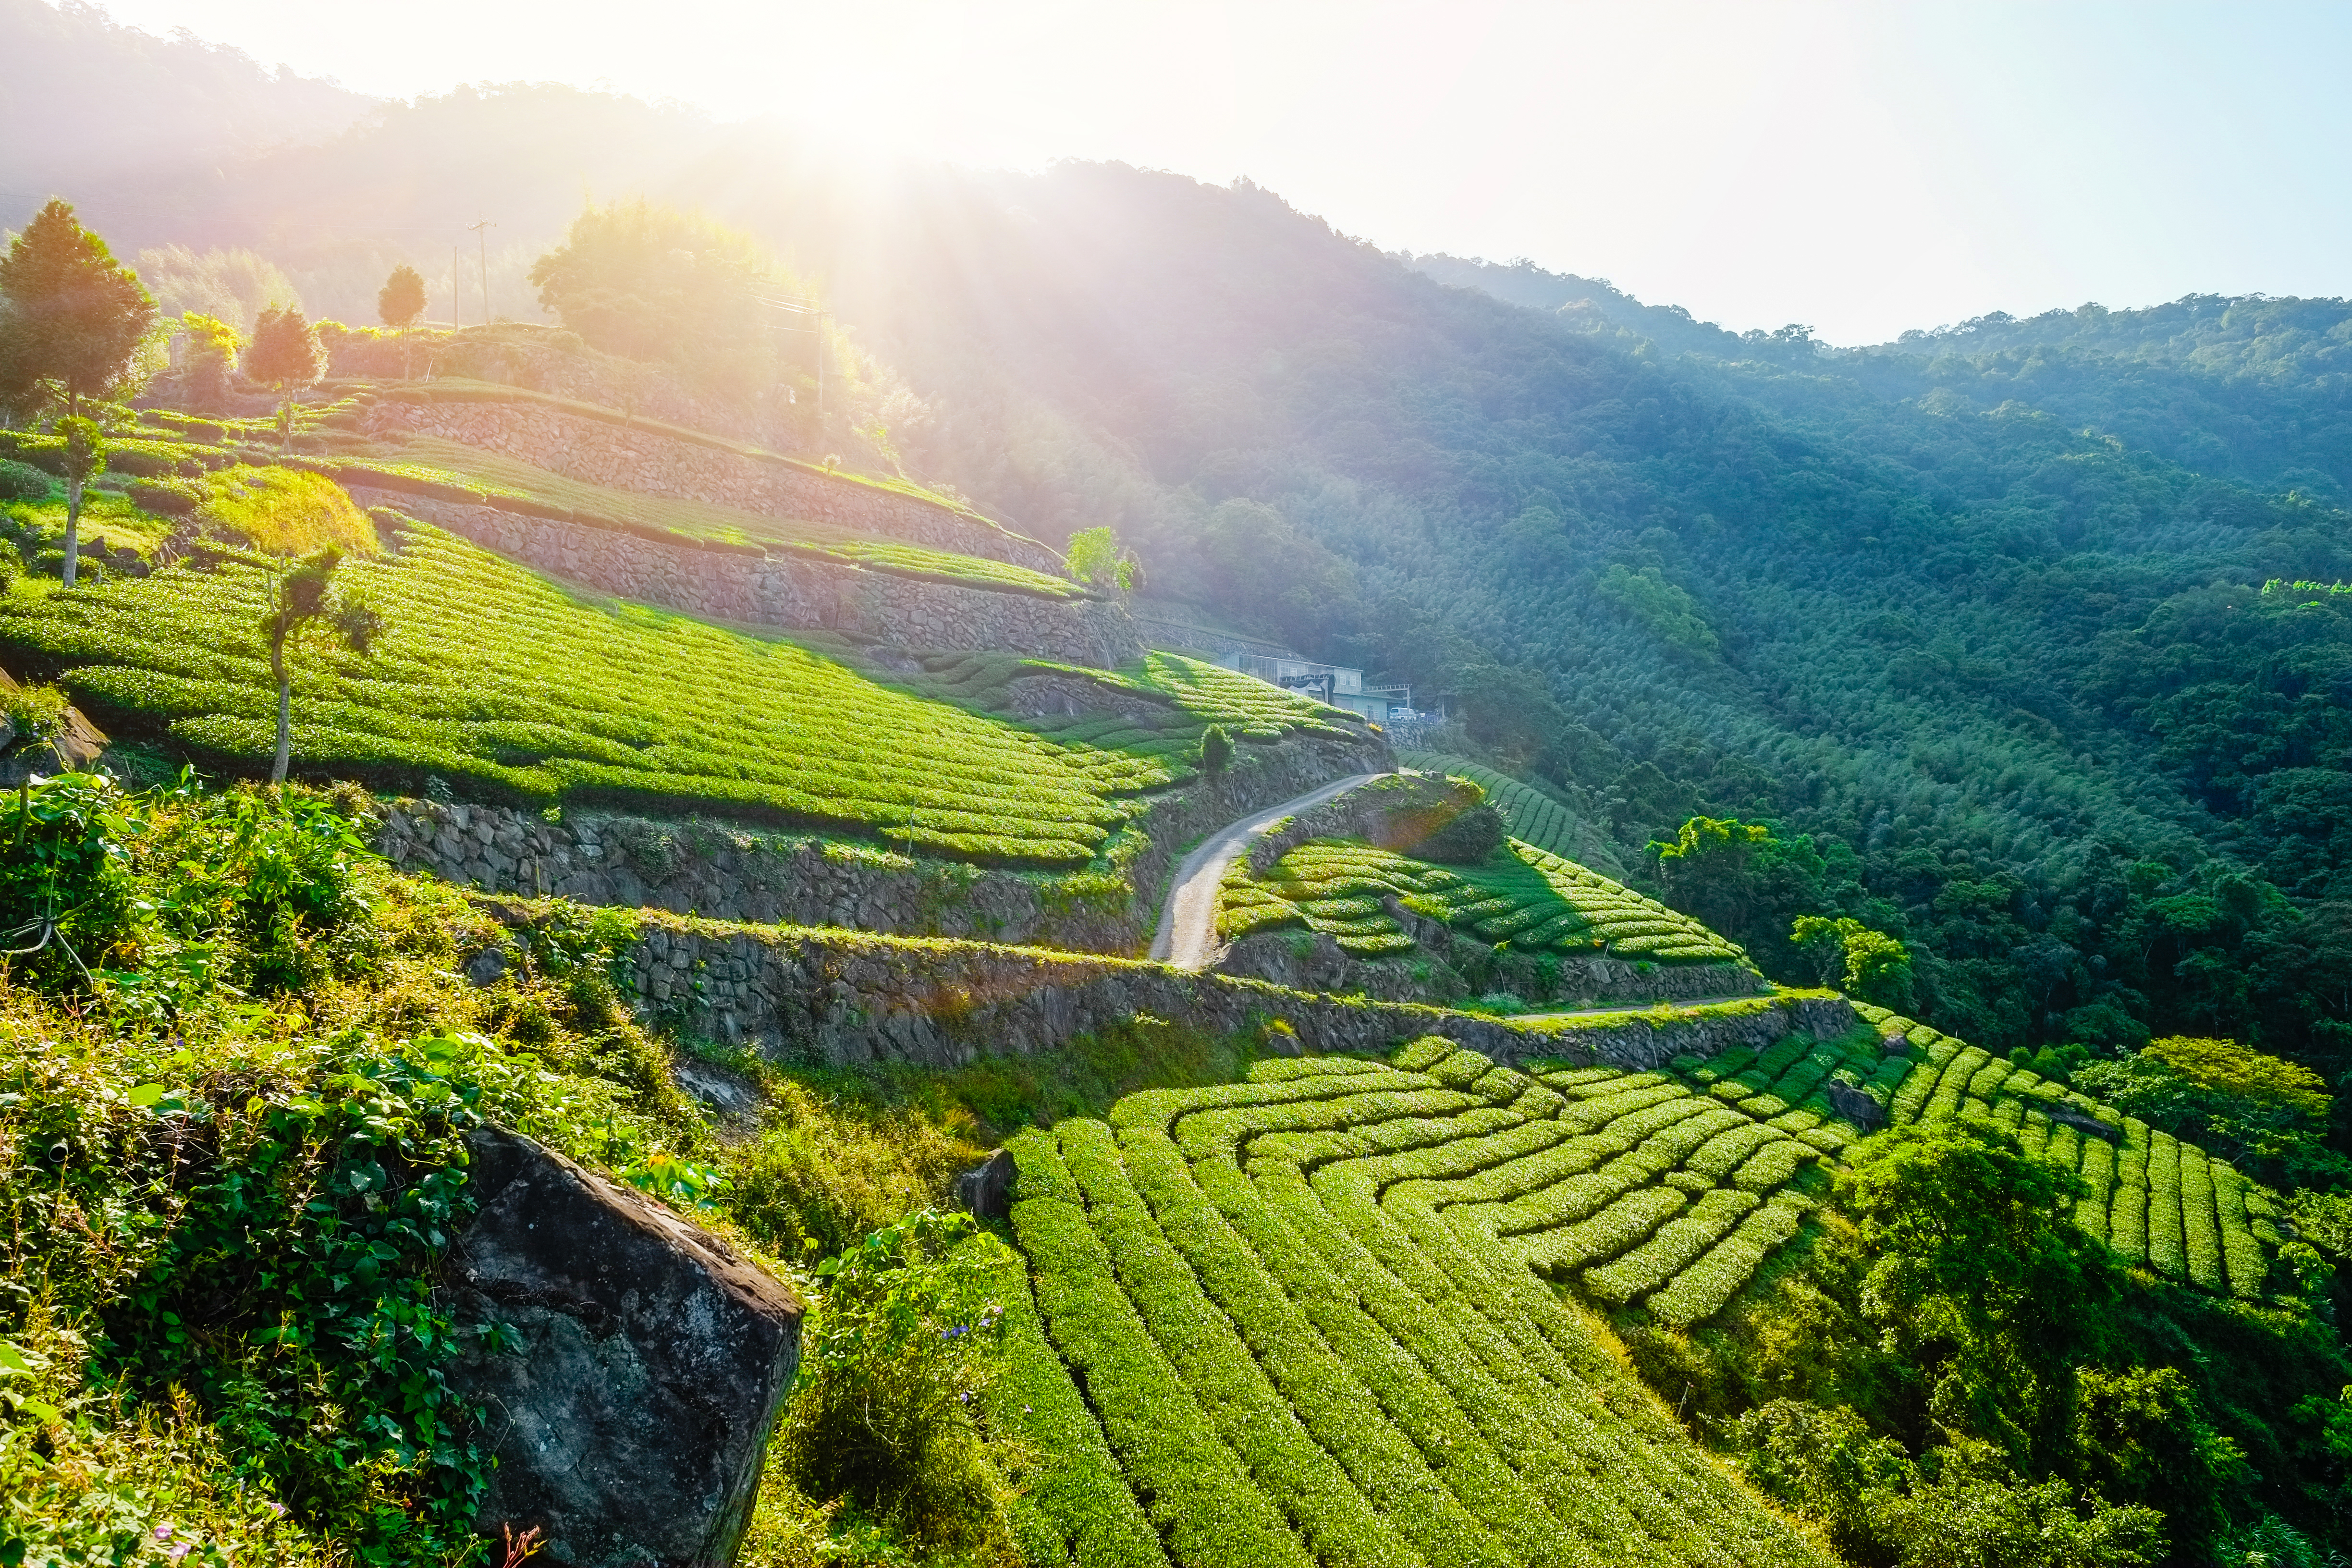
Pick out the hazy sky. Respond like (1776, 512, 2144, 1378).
(72, 0, 2352, 343)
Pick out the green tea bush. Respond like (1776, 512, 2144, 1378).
(1217, 833, 1746, 964)
(0, 461, 51, 502)
(0, 527, 1217, 865)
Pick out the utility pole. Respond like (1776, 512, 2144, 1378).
(452, 245, 461, 327)
(467, 215, 496, 325)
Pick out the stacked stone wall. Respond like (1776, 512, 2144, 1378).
(1216, 925, 1764, 1008)
(355, 490, 1140, 668)
(616, 913, 1855, 1073)
(377, 725, 1388, 954)
(362, 398, 1057, 571)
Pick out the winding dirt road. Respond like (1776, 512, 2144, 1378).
(1149, 772, 1385, 970)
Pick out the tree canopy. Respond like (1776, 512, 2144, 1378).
(376, 263, 427, 329)
(527, 198, 805, 404)
(0, 198, 157, 419)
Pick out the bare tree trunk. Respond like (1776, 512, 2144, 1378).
(270, 632, 292, 786)
(61, 478, 80, 589)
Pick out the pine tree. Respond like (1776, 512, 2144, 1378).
(0, 199, 157, 420)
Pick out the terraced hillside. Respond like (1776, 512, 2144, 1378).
(992, 1006, 2285, 1567)
(1219, 835, 1748, 965)
(1398, 751, 1616, 871)
(0, 520, 1352, 866)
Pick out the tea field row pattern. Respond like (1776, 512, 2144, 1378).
(0, 522, 1332, 866)
(992, 1014, 2282, 1565)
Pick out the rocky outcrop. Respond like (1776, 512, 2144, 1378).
(442, 1126, 804, 1568)
(616, 910, 1855, 1073)
(1826, 1080, 1889, 1132)
(374, 724, 1390, 955)
(356, 491, 1139, 668)
(0, 668, 109, 786)
(361, 395, 1058, 571)
(954, 1150, 1017, 1223)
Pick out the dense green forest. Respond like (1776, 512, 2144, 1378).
(775, 173, 2352, 1090)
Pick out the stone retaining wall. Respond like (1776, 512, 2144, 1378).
(379, 725, 1390, 955)
(358, 491, 1141, 668)
(617, 912, 1856, 1073)
(1217, 924, 1763, 1009)
(363, 397, 1057, 571)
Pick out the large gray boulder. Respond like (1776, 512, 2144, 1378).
(442, 1126, 804, 1568)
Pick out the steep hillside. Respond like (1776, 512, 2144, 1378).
(16, 72, 2350, 1083)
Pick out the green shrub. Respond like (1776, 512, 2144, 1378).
(2, 680, 69, 743)
(0, 461, 50, 502)
(776, 1210, 1017, 1555)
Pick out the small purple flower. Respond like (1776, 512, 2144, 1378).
(168, 1544, 192, 1563)
(154, 1525, 173, 1542)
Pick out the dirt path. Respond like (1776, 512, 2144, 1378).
(1149, 772, 1385, 970)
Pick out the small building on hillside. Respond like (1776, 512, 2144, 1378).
(1128, 611, 1423, 727)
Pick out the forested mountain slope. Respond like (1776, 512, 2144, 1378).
(824, 168, 2352, 1073)
(7, 49, 2350, 1111)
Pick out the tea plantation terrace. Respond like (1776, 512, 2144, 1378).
(0, 519, 1369, 867)
(990, 1010, 2283, 1567)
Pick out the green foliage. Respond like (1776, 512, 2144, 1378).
(244, 305, 324, 453)
(996, 1042, 1842, 1565)
(2, 680, 68, 743)
(198, 466, 377, 556)
(1064, 525, 1137, 591)
(777, 1211, 1015, 1556)
(1593, 563, 1717, 655)
(1220, 833, 1747, 963)
(1737, 1404, 2167, 1568)
(0, 526, 1234, 862)
(0, 199, 158, 421)
(242, 304, 323, 392)
(1794, 914, 1913, 1006)
(321, 430, 1082, 598)
(0, 772, 138, 988)
(2075, 1037, 2343, 1190)
(850, 173, 2352, 1074)
(177, 311, 244, 412)
(723, 1081, 984, 1263)
(261, 543, 385, 784)
(528, 198, 807, 404)
(0, 461, 50, 502)
(1198, 722, 1232, 776)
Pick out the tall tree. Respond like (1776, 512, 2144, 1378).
(244, 304, 325, 453)
(260, 544, 381, 785)
(178, 312, 242, 413)
(528, 198, 800, 404)
(376, 263, 427, 329)
(377, 263, 426, 380)
(0, 199, 157, 420)
(54, 416, 103, 589)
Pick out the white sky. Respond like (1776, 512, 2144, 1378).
(69, 0, 2352, 343)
